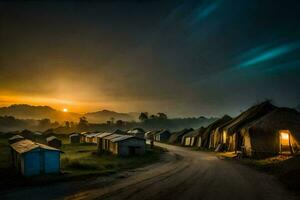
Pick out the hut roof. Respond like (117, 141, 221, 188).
(111, 135, 145, 142)
(46, 136, 60, 142)
(96, 132, 113, 138)
(201, 115, 232, 148)
(69, 133, 80, 137)
(169, 128, 194, 143)
(103, 134, 124, 140)
(244, 108, 300, 141)
(128, 128, 145, 134)
(9, 135, 24, 140)
(155, 129, 170, 136)
(184, 127, 206, 138)
(86, 132, 101, 138)
(11, 139, 61, 154)
(223, 101, 276, 135)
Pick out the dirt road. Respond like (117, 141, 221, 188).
(1, 142, 295, 200)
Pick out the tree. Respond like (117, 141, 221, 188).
(116, 119, 124, 127)
(65, 121, 70, 129)
(78, 116, 88, 131)
(139, 112, 148, 122)
(150, 114, 157, 120)
(157, 112, 167, 119)
(110, 117, 115, 124)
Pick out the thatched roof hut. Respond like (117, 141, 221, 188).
(182, 127, 205, 147)
(201, 115, 232, 148)
(240, 107, 300, 157)
(168, 128, 194, 144)
(217, 101, 277, 152)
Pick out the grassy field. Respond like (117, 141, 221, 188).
(0, 136, 165, 190)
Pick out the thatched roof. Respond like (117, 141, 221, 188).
(169, 128, 194, 143)
(201, 115, 232, 148)
(244, 108, 300, 141)
(223, 101, 277, 135)
(183, 127, 205, 138)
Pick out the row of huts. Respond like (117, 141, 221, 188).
(146, 101, 300, 157)
(68, 128, 147, 156)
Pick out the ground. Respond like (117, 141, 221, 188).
(0, 136, 164, 191)
(1, 142, 298, 200)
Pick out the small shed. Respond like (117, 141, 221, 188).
(69, 133, 80, 144)
(96, 132, 114, 152)
(102, 134, 123, 152)
(110, 135, 146, 156)
(10, 139, 62, 176)
(85, 132, 100, 143)
(145, 130, 160, 140)
(80, 132, 89, 143)
(154, 129, 171, 142)
(8, 135, 25, 144)
(46, 136, 62, 148)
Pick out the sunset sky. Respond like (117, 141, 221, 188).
(0, 0, 300, 117)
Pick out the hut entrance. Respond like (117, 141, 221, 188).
(279, 130, 293, 154)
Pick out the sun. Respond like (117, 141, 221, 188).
(63, 108, 68, 112)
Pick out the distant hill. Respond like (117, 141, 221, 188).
(84, 110, 137, 123)
(0, 104, 80, 122)
(0, 104, 138, 123)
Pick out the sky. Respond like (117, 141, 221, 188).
(0, 0, 300, 117)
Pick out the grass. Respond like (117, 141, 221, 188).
(0, 136, 164, 190)
(60, 142, 164, 176)
(219, 152, 300, 194)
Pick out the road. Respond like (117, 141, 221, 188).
(1, 142, 295, 200)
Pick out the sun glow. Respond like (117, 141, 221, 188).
(63, 108, 68, 112)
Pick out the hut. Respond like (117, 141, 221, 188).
(169, 128, 194, 144)
(145, 130, 160, 140)
(69, 133, 80, 144)
(46, 136, 62, 148)
(127, 128, 145, 138)
(182, 127, 205, 147)
(200, 115, 233, 149)
(96, 132, 114, 152)
(102, 134, 123, 152)
(8, 135, 25, 144)
(80, 132, 89, 143)
(10, 139, 62, 176)
(239, 108, 300, 157)
(217, 101, 277, 152)
(85, 132, 100, 143)
(154, 129, 171, 142)
(109, 135, 146, 156)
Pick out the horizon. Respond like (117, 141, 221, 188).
(1, 0, 300, 117)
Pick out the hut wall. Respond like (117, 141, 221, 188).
(70, 136, 80, 143)
(23, 150, 41, 176)
(44, 151, 60, 173)
(250, 128, 279, 156)
(118, 139, 146, 156)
